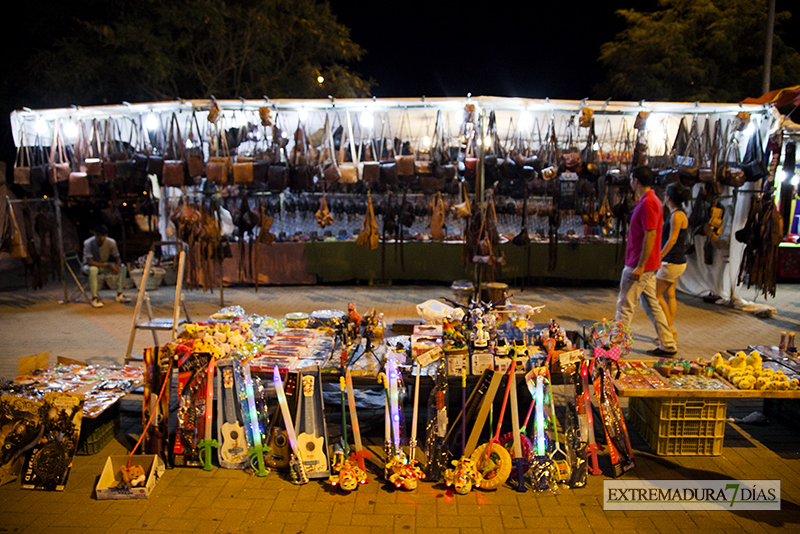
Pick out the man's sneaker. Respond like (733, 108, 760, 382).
(116, 293, 132, 303)
(91, 298, 104, 308)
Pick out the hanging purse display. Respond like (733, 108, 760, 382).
(419, 110, 450, 192)
(719, 127, 745, 188)
(394, 110, 415, 181)
(101, 119, 118, 182)
(163, 112, 189, 187)
(84, 120, 103, 177)
(146, 116, 165, 183)
(207, 119, 233, 184)
(289, 120, 315, 191)
(252, 124, 270, 184)
(378, 113, 398, 188)
(233, 156, 255, 184)
(321, 112, 342, 185)
(741, 122, 769, 182)
(361, 140, 381, 184)
(186, 111, 206, 180)
(68, 121, 91, 196)
(29, 133, 49, 192)
(232, 112, 255, 184)
(267, 115, 289, 191)
(13, 123, 31, 185)
(337, 111, 361, 184)
(676, 118, 700, 187)
(48, 120, 71, 183)
(696, 118, 716, 183)
(560, 116, 582, 173)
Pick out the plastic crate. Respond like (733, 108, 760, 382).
(76, 418, 116, 455)
(642, 397, 727, 421)
(76, 403, 120, 455)
(628, 397, 726, 456)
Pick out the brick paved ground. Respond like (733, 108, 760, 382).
(1, 280, 799, 533)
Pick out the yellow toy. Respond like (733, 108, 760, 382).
(746, 351, 762, 370)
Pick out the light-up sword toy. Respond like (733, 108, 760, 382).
(236, 360, 269, 477)
(197, 358, 218, 471)
(273, 366, 308, 484)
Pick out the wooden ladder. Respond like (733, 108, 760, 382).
(124, 241, 191, 365)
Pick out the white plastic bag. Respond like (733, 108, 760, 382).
(415, 299, 464, 324)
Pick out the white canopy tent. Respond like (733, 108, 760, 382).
(9, 96, 783, 302)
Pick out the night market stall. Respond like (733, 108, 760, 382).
(4, 96, 799, 500)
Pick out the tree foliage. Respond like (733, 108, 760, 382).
(595, 0, 800, 102)
(19, 0, 372, 108)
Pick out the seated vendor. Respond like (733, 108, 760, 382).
(82, 224, 131, 308)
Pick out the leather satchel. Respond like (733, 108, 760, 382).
(163, 113, 188, 187)
(362, 161, 380, 183)
(206, 159, 229, 184)
(13, 139, 31, 185)
(233, 156, 254, 184)
(716, 130, 744, 188)
(68, 171, 91, 196)
(379, 159, 397, 187)
(267, 163, 289, 191)
(186, 112, 205, 179)
(396, 154, 415, 179)
(48, 122, 71, 183)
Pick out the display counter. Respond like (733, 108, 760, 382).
(304, 239, 626, 284)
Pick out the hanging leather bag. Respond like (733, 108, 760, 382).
(13, 123, 31, 185)
(741, 123, 769, 182)
(48, 120, 71, 183)
(163, 113, 189, 187)
(186, 111, 206, 180)
(719, 131, 745, 188)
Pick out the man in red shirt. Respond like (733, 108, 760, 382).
(615, 166, 677, 356)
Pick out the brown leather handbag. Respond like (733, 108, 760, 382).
(163, 113, 188, 187)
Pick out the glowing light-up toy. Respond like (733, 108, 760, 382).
(197, 358, 219, 471)
(380, 357, 424, 490)
(273, 366, 308, 484)
(233, 359, 269, 477)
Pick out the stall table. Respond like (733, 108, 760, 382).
(614, 354, 800, 456)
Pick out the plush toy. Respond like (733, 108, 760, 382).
(119, 464, 146, 488)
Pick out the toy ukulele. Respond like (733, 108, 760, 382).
(232, 359, 269, 477)
(216, 359, 248, 468)
(265, 371, 298, 470)
(273, 366, 308, 484)
(470, 360, 515, 490)
(296, 370, 330, 478)
(197, 358, 218, 471)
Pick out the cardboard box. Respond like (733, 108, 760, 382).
(471, 351, 494, 375)
(95, 455, 165, 500)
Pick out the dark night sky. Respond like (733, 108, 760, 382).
(329, 0, 799, 101)
(328, 0, 657, 100)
